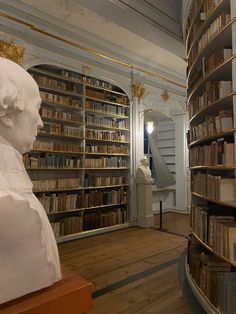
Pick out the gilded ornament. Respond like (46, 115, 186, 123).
(0, 40, 25, 64)
(161, 88, 170, 103)
(133, 81, 145, 100)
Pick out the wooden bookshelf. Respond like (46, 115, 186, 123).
(192, 232, 236, 266)
(85, 109, 129, 119)
(187, 16, 233, 79)
(85, 96, 129, 108)
(188, 127, 236, 147)
(186, 1, 236, 311)
(192, 192, 236, 208)
(27, 64, 130, 241)
(189, 91, 236, 124)
(187, 0, 229, 60)
(188, 54, 235, 102)
(185, 258, 220, 314)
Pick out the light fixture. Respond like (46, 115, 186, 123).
(146, 121, 154, 134)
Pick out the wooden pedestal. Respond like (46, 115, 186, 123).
(0, 266, 93, 314)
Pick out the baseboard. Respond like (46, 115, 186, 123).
(153, 208, 190, 215)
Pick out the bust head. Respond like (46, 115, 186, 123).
(140, 156, 149, 168)
(0, 57, 43, 154)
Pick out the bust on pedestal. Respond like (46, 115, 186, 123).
(136, 156, 154, 228)
(0, 57, 61, 304)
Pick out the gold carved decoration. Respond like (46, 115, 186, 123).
(0, 40, 25, 64)
(161, 88, 170, 103)
(133, 81, 145, 101)
(82, 65, 91, 76)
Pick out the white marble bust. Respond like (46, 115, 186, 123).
(0, 57, 61, 304)
(136, 156, 152, 181)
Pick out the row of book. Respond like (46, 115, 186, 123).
(188, 10, 230, 70)
(31, 73, 82, 94)
(189, 140, 235, 167)
(78, 188, 127, 208)
(86, 88, 128, 105)
(84, 175, 126, 187)
(189, 80, 232, 118)
(86, 114, 128, 129)
(202, 47, 232, 76)
(188, 110, 233, 143)
(32, 178, 80, 191)
(41, 106, 83, 123)
(85, 100, 128, 117)
(188, 45, 231, 90)
(186, 0, 221, 50)
(192, 205, 236, 261)
(38, 187, 127, 213)
(86, 129, 127, 142)
(32, 140, 84, 153)
(23, 153, 82, 169)
(40, 91, 82, 108)
(41, 122, 83, 137)
(188, 242, 235, 311)
(38, 193, 78, 213)
(83, 76, 112, 90)
(192, 172, 236, 202)
(85, 157, 127, 168)
(51, 207, 127, 237)
(85, 144, 128, 154)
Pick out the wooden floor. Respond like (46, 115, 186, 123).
(59, 214, 192, 314)
(154, 212, 191, 236)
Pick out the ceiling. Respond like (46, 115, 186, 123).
(19, 0, 187, 83)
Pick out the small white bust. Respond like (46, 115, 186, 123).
(136, 156, 152, 181)
(0, 57, 61, 304)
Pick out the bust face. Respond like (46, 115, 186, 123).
(12, 79, 43, 154)
(0, 58, 43, 154)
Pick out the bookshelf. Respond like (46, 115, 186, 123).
(27, 65, 130, 242)
(186, 0, 236, 312)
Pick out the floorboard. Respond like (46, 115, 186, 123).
(59, 214, 192, 313)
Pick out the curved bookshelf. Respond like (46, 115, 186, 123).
(190, 165, 236, 170)
(188, 54, 235, 102)
(189, 92, 236, 124)
(84, 184, 128, 190)
(26, 167, 84, 171)
(31, 149, 84, 155)
(85, 167, 129, 170)
(38, 132, 84, 140)
(192, 192, 236, 208)
(86, 123, 129, 131)
(29, 67, 83, 85)
(186, 1, 236, 311)
(85, 83, 127, 96)
(41, 116, 83, 126)
(192, 231, 236, 266)
(39, 84, 83, 98)
(188, 128, 236, 147)
(85, 138, 129, 144)
(185, 0, 204, 45)
(187, 18, 234, 80)
(42, 100, 83, 112)
(47, 202, 128, 215)
(34, 187, 83, 193)
(85, 153, 129, 156)
(86, 96, 129, 108)
(85, 109, 129, 119)
(185, 257, 220, 314)
(187, 0, 229, 59)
